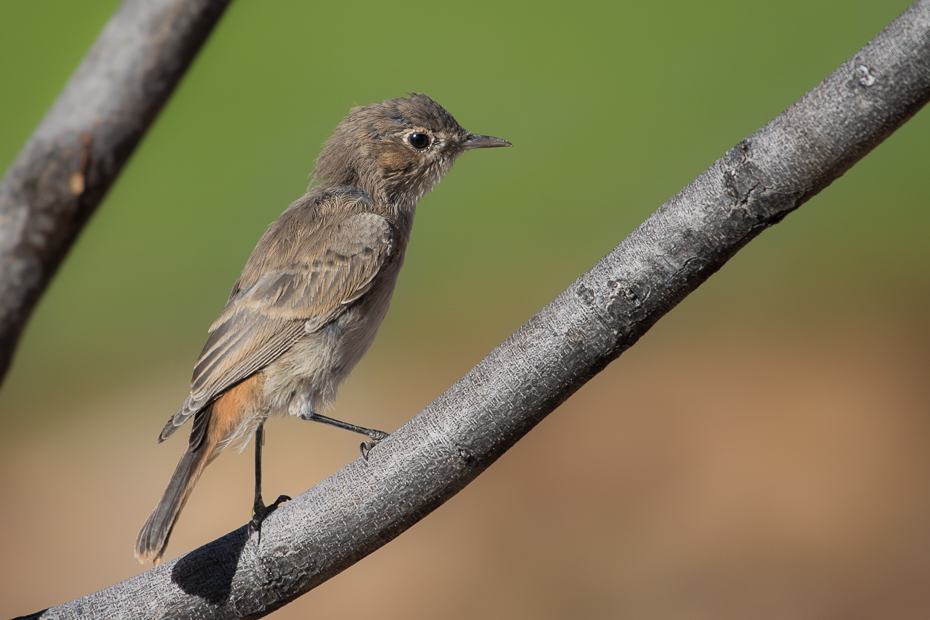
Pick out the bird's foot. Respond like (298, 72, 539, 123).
(250, 494, 292, 537)
(359, 430, 390, 459)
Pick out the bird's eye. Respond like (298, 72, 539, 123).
(408, 132, 431, 150)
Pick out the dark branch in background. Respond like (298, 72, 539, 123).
(15, 1, 930, 619)
(0, 0, 232, 384)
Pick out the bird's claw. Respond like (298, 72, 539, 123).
(250, 494, 292, 533)
(359, 432, 390, 460)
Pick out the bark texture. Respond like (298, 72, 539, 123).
(15, 1, 930, 619)
(0, 0, 232, 382)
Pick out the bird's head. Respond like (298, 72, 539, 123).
(312, 93, 510, 206)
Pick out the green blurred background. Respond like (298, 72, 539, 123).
(2, 1, 929, 618)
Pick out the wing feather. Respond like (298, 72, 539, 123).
(159, 200, 393, 441)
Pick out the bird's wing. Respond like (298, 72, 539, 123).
(159, 210, 393, 441)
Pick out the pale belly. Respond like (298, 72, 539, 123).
(261, 261, 400, 418)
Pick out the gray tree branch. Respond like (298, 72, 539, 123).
(0, 0, 232, 384)
(15, 1, 930, 619)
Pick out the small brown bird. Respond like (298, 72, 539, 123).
(135, 94, 510, 564)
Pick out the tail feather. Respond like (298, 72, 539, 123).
(135, 439, 212, 564)
(138, 376, 262, 563)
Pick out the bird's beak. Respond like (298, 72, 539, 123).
(461, 133, 512, 150)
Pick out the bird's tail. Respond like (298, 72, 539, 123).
(135, 412, 215, 565)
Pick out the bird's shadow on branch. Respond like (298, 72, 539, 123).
(170, 524, 251, 605)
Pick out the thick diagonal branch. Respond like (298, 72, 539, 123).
(16, 1, 930, 619)
(0, 0, 232, 383)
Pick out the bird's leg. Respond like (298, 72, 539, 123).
(298, 409, 390, 458)
(250, 422, 290, 534)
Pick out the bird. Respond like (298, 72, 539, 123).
(134, 93, 511, 564)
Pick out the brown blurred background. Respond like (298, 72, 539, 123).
(2, 1, 929, 618)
